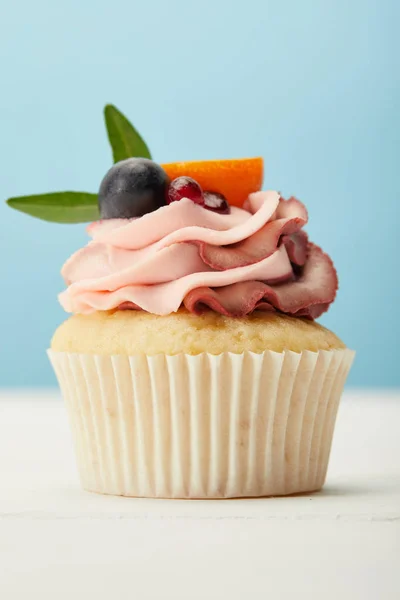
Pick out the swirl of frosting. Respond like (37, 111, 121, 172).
(59, 191, 338, 318)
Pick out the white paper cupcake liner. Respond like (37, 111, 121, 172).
(48, 348, 354, 498)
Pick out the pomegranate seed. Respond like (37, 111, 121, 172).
(203, 191, 231, 214)
(167, 177, 204, 206)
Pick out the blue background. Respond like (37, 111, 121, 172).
(0, 0, 398, 387)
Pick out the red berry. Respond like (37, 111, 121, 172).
(203, 191, 231, 214)
(167, 177, 204, 206)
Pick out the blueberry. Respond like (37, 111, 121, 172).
(98, 158, 169, 219)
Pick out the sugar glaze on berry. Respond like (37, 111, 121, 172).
(167, 177, 204, 206)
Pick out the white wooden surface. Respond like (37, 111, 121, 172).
(0, 390, 399, 600)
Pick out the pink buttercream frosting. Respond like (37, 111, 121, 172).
(59, 191, 338, 318)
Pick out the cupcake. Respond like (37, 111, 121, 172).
(7, 104, 354, 498)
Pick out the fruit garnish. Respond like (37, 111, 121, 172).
(203, 191, 230, 214)
(5, 104, 262, 223)
(98, 158, 169, 219)
(167, 178, 231, 215)
(162, 158, 263, 208)
(167, 177, 204, 206)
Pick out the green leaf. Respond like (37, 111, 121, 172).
(6, 192, 100, 224)
(104, 104, 152, 163)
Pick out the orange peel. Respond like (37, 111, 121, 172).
(162, 157, 264, 208)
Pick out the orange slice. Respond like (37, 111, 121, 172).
(162, 157, 264, 208)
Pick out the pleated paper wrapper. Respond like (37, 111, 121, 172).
(48, 348, 354, 498)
